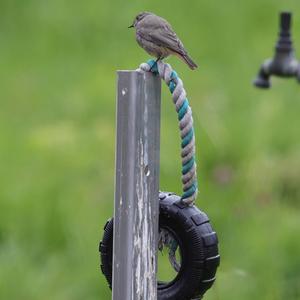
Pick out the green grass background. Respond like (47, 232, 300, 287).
(1, 0, 300, 299)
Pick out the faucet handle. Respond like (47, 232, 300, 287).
(276, 12, 293, 52)
(280, 12, 291, 32)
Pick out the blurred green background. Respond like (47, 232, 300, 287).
(1, 0, 300, 299)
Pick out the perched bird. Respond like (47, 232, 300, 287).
(129, 12, 198, 70)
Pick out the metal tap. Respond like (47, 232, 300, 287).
(254, 12, 300, 88)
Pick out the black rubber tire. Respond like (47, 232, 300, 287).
(99, 192, 220, 300)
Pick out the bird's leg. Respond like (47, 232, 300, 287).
(150, 56, 161, 72)
(155, 56, 161, 64)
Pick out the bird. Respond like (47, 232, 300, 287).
(129, 12, 198, 70)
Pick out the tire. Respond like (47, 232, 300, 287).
(99, 192, 220, 300)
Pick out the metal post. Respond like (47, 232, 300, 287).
(112, 70, 161, 300)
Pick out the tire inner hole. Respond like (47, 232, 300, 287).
(157, 227, 182, 284)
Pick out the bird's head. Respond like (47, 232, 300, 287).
(128, 12, 152, 28)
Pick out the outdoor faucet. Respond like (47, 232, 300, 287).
(254, 12, 300, 88)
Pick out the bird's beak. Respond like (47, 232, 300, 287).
(128, 24, 134, 28)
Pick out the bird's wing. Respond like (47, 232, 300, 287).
(137, 23, 187, 56)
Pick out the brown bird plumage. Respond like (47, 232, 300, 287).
(129, 12, 198, 70)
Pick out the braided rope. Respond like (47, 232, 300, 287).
(137, 59, 198, 205)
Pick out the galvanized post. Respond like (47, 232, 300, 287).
(112, 70, 161, 300)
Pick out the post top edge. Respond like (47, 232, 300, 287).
(117, 70, 158, 79)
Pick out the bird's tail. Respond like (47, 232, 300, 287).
(181, 54, 198, 70)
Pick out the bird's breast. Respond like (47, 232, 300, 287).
(136, 33, 170, 58)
